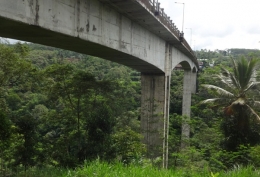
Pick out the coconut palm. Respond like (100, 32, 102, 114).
(201, 57, 260, 150)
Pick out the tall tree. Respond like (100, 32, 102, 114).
(201, 57, 260, 150)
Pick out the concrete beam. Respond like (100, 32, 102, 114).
(0, 0, 166, 73)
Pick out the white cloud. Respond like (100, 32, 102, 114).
(159, 0, 260, 50)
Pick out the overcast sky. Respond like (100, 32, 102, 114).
(159, 0, 260, 50)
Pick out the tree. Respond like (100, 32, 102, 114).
(0, 42, 144, 169)
(0, 44, 32, 88)
(201, 57, 260, 151)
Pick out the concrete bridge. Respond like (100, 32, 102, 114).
(0, 0, 198, 168)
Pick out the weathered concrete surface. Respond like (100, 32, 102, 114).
(162, 43, 172, 168)
(171, 47, 197, 71)
(0, 0, 163, 73)
(141, 74, 165, 161)
(140, 43, 174, 168)
(181, 70, 197, 148)
(0, 0, 197, 73)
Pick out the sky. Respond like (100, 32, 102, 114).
(159, 0, 260, 50)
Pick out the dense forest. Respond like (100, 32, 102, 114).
(1, 41, 260, 176)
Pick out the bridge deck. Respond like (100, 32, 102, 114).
(0, 0, 198, 72)
(99, 0, 197, 66)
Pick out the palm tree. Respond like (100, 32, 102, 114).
(201, 57, 260, 150)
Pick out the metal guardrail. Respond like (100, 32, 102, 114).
(139, 0, 194, 54)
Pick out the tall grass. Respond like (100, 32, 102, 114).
(13, 160, 260, 177)
(222, 165, 260, 177)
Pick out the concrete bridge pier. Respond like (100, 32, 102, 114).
(141, 68, 197, 166)
(141, 44, 172, 168)
(141, 74, 170, 167)
(181, 70, 197, 148)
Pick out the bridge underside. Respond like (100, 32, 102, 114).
(0, 16, 162, 74)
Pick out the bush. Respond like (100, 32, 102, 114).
(250, 145, 260, 167)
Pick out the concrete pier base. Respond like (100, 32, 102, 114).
(141, 73, 169, 167)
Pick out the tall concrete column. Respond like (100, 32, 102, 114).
(141, 74, 165, 164)
(191, 70, 197, 94)
(141, 44, 171, 168)
(162, 43, 171, 168)
(181, 70, 196, 148)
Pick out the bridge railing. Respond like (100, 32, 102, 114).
(139, 0, 194, 54)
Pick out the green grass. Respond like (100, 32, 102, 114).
(11, 160, 260, 177)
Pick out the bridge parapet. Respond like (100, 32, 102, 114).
(141, 0, 197, 67)
(143, 0, 181, 37)
(98, 0, 197, 67)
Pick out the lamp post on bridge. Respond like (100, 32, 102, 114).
(175, 2, 185, 42)
(175, 2, 185, 33)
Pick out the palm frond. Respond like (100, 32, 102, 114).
(244, 82, 260, 93)
(229, 72, 240, 90)
(248, 58, 260, 73)
(221, 61, 240, 89)
(245, 104, 260, 121)
(202, 84, 234, 97)
(237, 57, 249, 90)
(231, 57, 238, 79)
(216, 74, 233, 88)
(220, 67, 230, 77)
(200, 98, 221, 104)
(238, 58, 260, 90)
(200, 98, 231, 110)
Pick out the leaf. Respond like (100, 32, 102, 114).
(200, 98, 221, 104)
(245, 104, 260, 121)
(201, 84, 234, 97)
(244, 81, 260, 92)
(211, 171, 220, 177)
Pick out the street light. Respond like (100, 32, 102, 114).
(175, 2, 185, 33)
(186, 28, 192, 46)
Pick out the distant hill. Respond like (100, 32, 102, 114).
(196, 48, 260, 60)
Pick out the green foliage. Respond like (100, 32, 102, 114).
(0, 44, 31, 87)
(0, 42, 160, 173)
(201, 57, 260, 151)
(2, 41, 260, 175)
(0, 111, 11, 142)
(11, 160, 260, 177)
(12, 115, 39, 168)
(169, 52, 260, 171)
(170, 71, 184, 115)
(249, 145, 260, 167)
(113, 126, 145, 164)
(228, 48, 260, 58)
